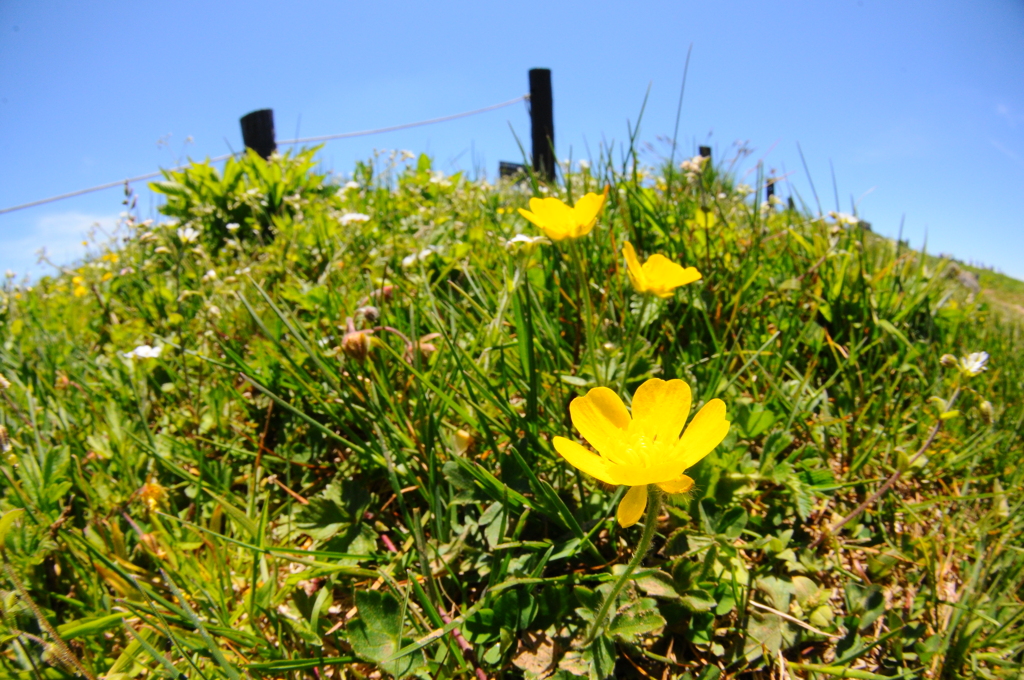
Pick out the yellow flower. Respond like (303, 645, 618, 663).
(73, 285, 88, 298)
(517, 187, 608, 241)
(553, 378, 729, 527)
(622, 242, 701, 298)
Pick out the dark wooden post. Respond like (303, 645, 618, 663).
(699, 146, 711, 159)
(766, 177, 776, 202)
(529, 68, 555, 182)
(240, 109, 276, 159)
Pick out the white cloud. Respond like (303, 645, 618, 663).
(996, 103, 1023, 129)
(0, 211, 119, 278)
(989, 138, 1022, 166)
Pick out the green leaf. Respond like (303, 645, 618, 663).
(348, 590, 425, 679)
(607, 597, 665, 640)
(679, 589, 716, 613)
(0, 508, 25, 548)
(57, 613, 127, 639)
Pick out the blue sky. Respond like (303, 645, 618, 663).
(2, 0, 1022, 279)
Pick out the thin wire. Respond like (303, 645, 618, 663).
(0, 94, 528, 216)
(279, 95, 527, 146)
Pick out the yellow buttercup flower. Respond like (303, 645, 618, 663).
(517, 187, 608, 241)
(622, 242, 702, 298)
(553, 378, 729, 527)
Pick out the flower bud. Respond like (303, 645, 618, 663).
(940, 354, 958, 368)
(454, 429, 474, 456)
(356, 305, 380, 324)
(980, 400, 995, 425)
(339, 317, 374, 362)
(0, 373, 10, 392)
(341, 329, 373, 362)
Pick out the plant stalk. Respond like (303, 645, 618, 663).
(585, 484, 661, 644)
(619, 293, 652, 395)
(568, 241, 601, 384)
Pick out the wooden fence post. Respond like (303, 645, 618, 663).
(529, 69, 555, 182)
(699, 146, 711, 159)
(240, 109, 277, 159)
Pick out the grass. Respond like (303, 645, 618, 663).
(0, 143, 1021, 680)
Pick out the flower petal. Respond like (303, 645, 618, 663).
(622, 242, 647, 293)
(631, 378, 692, 445)
(657, 474, 694, 494)
(676, 398, 730, 469)
(642, 255, 702, 294)
(553, 436, 617, 485)
(617, 485, 647, 527)
(572, 189, 608, 236)
(518, 205, 570, 240)
(569, 387, 631, 455)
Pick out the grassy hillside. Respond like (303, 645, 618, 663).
(0, 146, 1021, 679)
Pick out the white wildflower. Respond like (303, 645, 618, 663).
(578, 159, 591, 171)
(736, 184, 753, 196)
(125, 344, 162, 360)
(202, 269, 217, 282)
(959, 351, 989, 377)
(177, 226, 200, 243)
(829, 211, 859, 226)
(226, 222, 240, 232)
(339, 212, 371, 226)
(680, 155, 708, 174)
(402, 248, 437, 268)
(505, 234, 549, 255)
(344, 181, 360, 191)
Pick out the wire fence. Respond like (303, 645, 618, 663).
(0, 94, 528, 216)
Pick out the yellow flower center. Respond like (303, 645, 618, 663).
(602, 424, 675, 469)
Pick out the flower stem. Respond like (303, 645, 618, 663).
(584, 484, 661, 644)
(618, 294, 651, 395)
(568, 241, 601, 384)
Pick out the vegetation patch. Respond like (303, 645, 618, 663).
(0, 145, 1021, 679)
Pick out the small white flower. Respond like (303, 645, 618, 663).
(154, 246, 171, 254)
(578, 159, 591, 171)
(505, 234, 549, 255)
(226, 222, 240, 232)
(829, 211, 859, 226)
(177, 226, 201, 243)
(4, 270, 14, 279)
(429, 171, 451, 187)
(959, 351, 989, 377)
(680, 155, 708, 174)
(125, 344, 162, 360)
(339, 212, 371, 226)
(402, 247, 437, 268)
(736, 184, 753, 196)
(344, 181, 361, 191)
(202, 269, 217, 282)
(207, 305, 221, 317)
(400, 150, 415, 161)
(119, 266, 135, 276)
